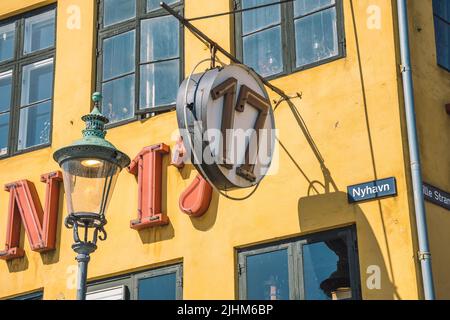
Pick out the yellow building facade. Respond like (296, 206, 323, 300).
(0, 0, 448, 300)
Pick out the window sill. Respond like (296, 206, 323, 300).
(104, 106, 176, 130)
(0, 143, 52, 161)
(260, 54, 346, 83)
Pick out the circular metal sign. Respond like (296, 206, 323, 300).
(176, 64, 275, 190)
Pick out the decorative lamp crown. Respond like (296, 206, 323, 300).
(80, 93, 109, 140)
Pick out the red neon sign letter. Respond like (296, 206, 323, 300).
(0, 171, 62, 261)
(129, 144, 170, 230)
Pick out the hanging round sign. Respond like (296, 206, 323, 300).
(176, 64, 276, 190)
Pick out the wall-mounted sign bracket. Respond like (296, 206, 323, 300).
(161, 1, 338, 195)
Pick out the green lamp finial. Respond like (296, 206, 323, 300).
(80, 92, 109, 140)
(92, 92, 102, 103)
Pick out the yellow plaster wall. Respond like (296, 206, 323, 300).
(0, 0, 427, 300)
(407, 0, 450, 299)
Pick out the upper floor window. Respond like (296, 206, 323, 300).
(234, 0, 345, 78)
(0, 5, 56, 158)
(238, 227, 360, 300)
(97, 0, 183, 126)
(433, 0, 450, 71)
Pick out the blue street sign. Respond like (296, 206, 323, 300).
(347, 177, 397, 203)
(423, 183, 450, 210)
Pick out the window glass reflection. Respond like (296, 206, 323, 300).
(139, 15, 179, 109)
(138, 273, 177, 300)
(0, 70, 12, 113)
(18, 101, 51, 150)
(0, 23, 15, 62)
(104, 0, 136, 27)
(0, 113, 9, 156)
(24, 10, 55, 54)
(102, 74, 135, 123)
(246, 249, 289, 300)
(140, 60, 179, 109)
(302, 238, 351, 300)
(294, 0, 335, 17)
(140, 16, 179, 63)
(21, 58, 54, 106)
(242, 0, 280, 35)
(103, 30, 135, 81)
(295, 7, 338, 68)
(243, 26, 283, 77)
(147, 0, 179, 12)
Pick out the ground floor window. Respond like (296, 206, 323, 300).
(237, 226, 360, 300)
(87, 264, 182, 300)
(10, 291, 43, 300)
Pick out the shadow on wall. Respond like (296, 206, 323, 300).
(6, 229, 29, 273)
(277, 97, 400, 299)
(267, 0, 405, 298)
(179, 163, 220, 232)
(41, 187, 65, 265)
(298, 191, 399, 299)
(189, 190, 220, 232)
(138, 223, 175, 245)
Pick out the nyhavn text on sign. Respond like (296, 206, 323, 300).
(347, 177, 397, 203)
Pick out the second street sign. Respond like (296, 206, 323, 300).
(423, 183, 450, 210)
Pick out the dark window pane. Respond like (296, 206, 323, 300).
(24, 10, 55, 54)
(0, 23, 15, 62)
(18, 101, 51, 150)
(140, 60, 179, 109)
(0, 70, 12, 113)
(148, 0, 179, 12)
(10, 292, 43, 300)
(242, 0, 280, 35)
(140, 16, 179, 63)
(433, 0, 449, 22)
(294, 0, 335, 17)
(434, 18, 449, 69)
(102, 74, 135, 123)
(246, 249, 290, 300)
(295, 7, 338, 68)
(303, 239, 351, 300)
(138, 273, 177, 300)
(104, 0, 136, 27)
(243, 26, 283, 77)
(0, 112, 9, 156)
(21, 58, 54, 106)
(103, 30, 135, 81)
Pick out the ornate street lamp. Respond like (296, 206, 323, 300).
(53, 93, 130, 300)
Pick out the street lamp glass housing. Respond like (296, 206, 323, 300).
(53, 93, 130, 223)
(61, 158, 120, 218)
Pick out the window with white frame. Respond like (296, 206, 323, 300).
(0, 5, 56, 158)
(97, 0, 183, 126)
(235, 0, 345, 78)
